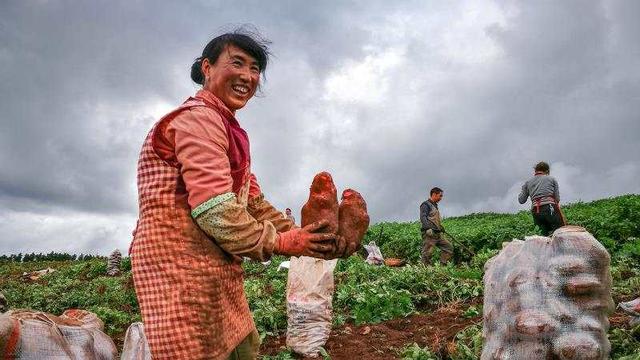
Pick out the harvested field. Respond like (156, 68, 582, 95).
(262, 302, 480, 359)
(262, 304, 638, 359)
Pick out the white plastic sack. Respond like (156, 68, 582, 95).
(619, 297, 640, 327)
(21, 268, 55, 281)
(286, 256, 337, 357)
(364, 241, 384, 265)
(120, 322, 152, 360)
(0, 309, 117, 360)
(277, 260, 291, 272)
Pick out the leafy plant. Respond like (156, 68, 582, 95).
(450, 324, 482, 360)
(259, 350, 296, 360)
(399, 343, 438, 360)
(462, 305, 480, 318)
(1, 195, 639, 357)
(610, 325, 640, 359)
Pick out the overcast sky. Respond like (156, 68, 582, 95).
(1, 0, 638, 255)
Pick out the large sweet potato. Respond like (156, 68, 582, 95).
(300, 172, 339, 233)
(337, 189, 370, 256)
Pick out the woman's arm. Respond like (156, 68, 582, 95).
(246, 174, 296, 232)
(168, 107, 278, 261)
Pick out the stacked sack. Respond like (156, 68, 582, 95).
(106, 249, 122, 276)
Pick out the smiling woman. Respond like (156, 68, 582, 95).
(129, 28, 338, 360)
(190, 32, 269, 111)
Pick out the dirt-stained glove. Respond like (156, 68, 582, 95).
(333, 235, 348, 258)
(314, 235, 349, 260)
(274, 220, 336, 258)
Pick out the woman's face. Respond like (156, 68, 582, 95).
(202, 44, 260, 112)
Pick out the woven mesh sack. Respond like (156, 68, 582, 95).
(0, 310, 117, 359)
(482, 226, 614, 359)
(106, 249, 122, 276)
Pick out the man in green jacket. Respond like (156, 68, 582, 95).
(420, 187, 453, 265)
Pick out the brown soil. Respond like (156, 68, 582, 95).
(261, 303, 636, 360)
(610, 308, 635, 329)
(261, 301, 481, 360)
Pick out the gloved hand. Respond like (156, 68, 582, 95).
(274, 220, 336, 258)
(334, 235, 348, 259)
(425, 229, 440, 237)
(328, 235, 361, 260)
(318, 235, 348, 260)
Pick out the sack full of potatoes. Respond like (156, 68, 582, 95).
(0, 309, 117, 359)
(482, 226, 615, 360)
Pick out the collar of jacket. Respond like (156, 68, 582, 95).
(194, 89, 238, 125)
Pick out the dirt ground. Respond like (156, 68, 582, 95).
(261, 303, 636, 360)
(261, 301, 481, 359)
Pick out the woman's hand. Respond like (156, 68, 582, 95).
(275, 220, 336, 258)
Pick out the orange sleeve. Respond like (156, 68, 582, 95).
(249, 173, 262, 200)
(165, 106, 233, 210)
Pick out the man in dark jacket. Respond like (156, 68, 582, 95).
(518, 161, 565, 236)
(420, 187, 453, 265)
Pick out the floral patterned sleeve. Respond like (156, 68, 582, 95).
(246, 173, 296, 232)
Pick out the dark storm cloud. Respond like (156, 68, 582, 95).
(0, 1, 195, 214)
(0, 1, 638, 254)
(277, 0, 640, 222)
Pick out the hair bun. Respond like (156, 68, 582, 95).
(190, 58, 204, 85)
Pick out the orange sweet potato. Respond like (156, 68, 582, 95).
(337, 189, 370, 256)
(300, 172, 339, 233)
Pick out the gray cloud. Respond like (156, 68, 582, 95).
(0, 0, 638, 254)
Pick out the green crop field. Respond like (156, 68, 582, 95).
(1, 195, 639, 359)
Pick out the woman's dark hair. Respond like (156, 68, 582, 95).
(534, 161, 550, 174)
(190, 28, 271, 85)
